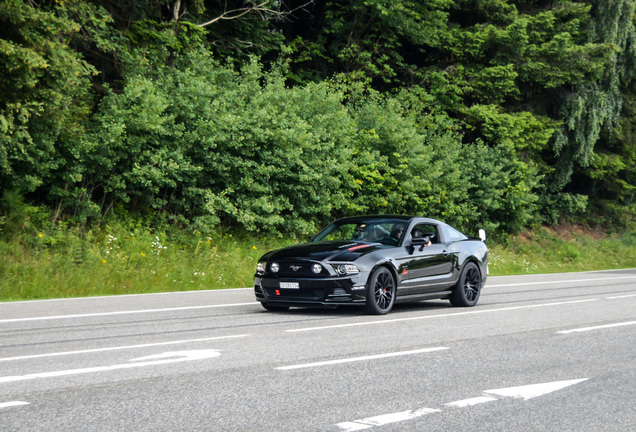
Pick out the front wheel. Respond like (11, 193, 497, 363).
(364, 267, 396, 315)
(450, 262, 482, 307)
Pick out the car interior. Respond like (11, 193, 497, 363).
(411, 224, 438, 244)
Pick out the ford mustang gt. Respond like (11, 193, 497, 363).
(254, 215, 488, 314)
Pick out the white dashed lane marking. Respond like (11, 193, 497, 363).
(0, 334, 248, 363)
(276, 347, 448, 370)
(288, 299, 599, 332)
(557, 320, 636, 334)
(0, 401, 29, 409)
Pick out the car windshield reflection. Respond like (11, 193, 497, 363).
(313, 218, 408, 246)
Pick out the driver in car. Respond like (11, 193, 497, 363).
(390, 224, 405, 242)
(412, 228, 432, 247)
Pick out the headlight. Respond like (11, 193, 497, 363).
(334, 264, 360, 276)
(270, 262, 280, 273)
(312, 264, 323, 274)
(256, 262, 266, 274)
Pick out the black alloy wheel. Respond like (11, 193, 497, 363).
(364, 267, 396, 315)
(450, 262, 481, 307)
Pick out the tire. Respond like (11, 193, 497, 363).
(450, 261, 481, 307)
(261, 303, 290, 312)
(364, 267, 396, 315)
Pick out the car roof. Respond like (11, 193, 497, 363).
(330, 215, 443, 225)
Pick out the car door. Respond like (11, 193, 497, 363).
(403, 223, 454, 293)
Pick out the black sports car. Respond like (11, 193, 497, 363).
(254, 215, 488, 314)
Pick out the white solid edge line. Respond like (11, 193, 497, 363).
(488, 275, 636, 288)
(0, 287, 254, 304)
(287, 299, 599, 332)
(3, 269, 634, 305)
(0, 302, 259, 323)
(488, 268, 636, 280)
(2, 273, 633, 322)
(0, 401, 29, 409)
(276, 347, 448, 370)
(557, 321, 636, 334)
(0, 334, 249, 363)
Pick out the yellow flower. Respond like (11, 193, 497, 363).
(102, 260, 107, 264)
(252, 246, 257, 250)
(140, 252, 146, 257)
(558, 251, 561, 254)
(38, 233, 44, 238)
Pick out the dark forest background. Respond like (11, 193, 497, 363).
(1, 0, 635, 237)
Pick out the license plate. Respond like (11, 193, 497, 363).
(279, 282, 300, 289)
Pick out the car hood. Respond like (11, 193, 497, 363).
(261, 241, 385, 262)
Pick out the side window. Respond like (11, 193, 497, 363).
(410, 224, 439, 243)
(446, 226, 467, 242)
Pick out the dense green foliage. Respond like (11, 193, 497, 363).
(1, 0, 635, 238)
(2, 217, 634, 300)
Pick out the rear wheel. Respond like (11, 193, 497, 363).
(450, 262, 481, 307)
(261, 303, 290, 312)
(364, 267, 396, 315)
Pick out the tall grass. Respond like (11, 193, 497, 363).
(1, 219, 634, 301)
(0, 220, 295, 301)
(488, 226, 636, 275)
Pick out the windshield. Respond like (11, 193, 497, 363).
(312, 218, 408, 245)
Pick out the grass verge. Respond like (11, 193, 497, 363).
(1, 222, 634, 301)
(488, 225, 636, 275)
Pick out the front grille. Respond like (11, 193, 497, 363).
(263, 287, 323, 300)
(273, 262, 326, 277)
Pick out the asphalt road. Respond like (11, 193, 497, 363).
(1, 269, 635, 431)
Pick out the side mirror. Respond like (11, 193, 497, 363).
(411, 236, 431, 245)
(478, 229, 486, 242)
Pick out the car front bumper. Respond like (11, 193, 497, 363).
(254, 272, 370, 307)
